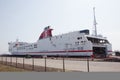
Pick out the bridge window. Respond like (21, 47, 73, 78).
(77, 37, 82, 40)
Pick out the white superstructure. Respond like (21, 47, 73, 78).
(8, 26, 112, 57)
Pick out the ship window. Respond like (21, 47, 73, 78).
(75, 42, 79, 45)
(49, 37, 51, 40)
(81, 47, 83, 50)
(53, 44, 56, 47)
(77, 37, 82, 40)
(78, 47, 83, 50)
(78, 47, 81, 50)
(72, 48, 75, 50)
(34, 44, 37, 48)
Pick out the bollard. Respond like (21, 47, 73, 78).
(63, 57, 65, 72)
(32, 57, 34, 70)
(87, 57, 90, 72)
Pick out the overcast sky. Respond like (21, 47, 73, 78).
(0, 0, 120, 54)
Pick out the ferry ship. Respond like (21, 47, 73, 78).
(8, 8, 112, 57)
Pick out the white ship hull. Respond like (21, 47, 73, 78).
(8, 26, 112, 57)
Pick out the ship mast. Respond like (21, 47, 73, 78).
(93, 7, 97, 36)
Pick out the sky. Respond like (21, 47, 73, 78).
(0, 0, 120, 54)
